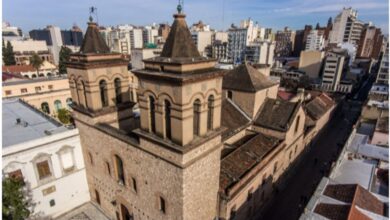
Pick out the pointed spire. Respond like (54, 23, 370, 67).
(79, 21, 110, 54)
(160, 12, 201, 59)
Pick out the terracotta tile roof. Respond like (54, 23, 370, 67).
(219, 133, 280, 193)
(348, 206, 372, 220)
(2, 65, 35, 73)
(305, 93, 335, 120)
(160, 13, 201, 59)
(79, 22, 110, 54)
(223, 63, 277, 93)
(220, 99, 250, 140)
(314, 204, 351, 220)
(353, 184, 385, 216)
(324, 184, 356, 203)
(2, 72, 24, 81)
(319, 184, 386, 218)
(254, 98, 301, 132)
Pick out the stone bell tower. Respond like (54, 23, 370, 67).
(66, 18, 134, 130)
(133, 4, 226, 219)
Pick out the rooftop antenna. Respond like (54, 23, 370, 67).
(89, 6, 99, 24)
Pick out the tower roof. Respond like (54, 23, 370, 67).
(160, 13, 201, 59)
(79, 22, 110, 54)
(223, 63, 278, 92)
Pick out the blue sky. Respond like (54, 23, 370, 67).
(4, 0, 389, 35)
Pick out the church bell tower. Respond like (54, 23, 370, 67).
(133, 4, 226, 219)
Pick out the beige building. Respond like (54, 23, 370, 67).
(8, 39, 54, 65)
(299, 50, 325, 79)
(3, 77, 72, 116)
(66, 7, 339, 220)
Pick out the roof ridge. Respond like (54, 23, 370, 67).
(226, 98, 252, 121)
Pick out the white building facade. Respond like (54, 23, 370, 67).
(2, 99, 90, 218)
(330, 8, 364, 46)
(305, 30, 325, 51)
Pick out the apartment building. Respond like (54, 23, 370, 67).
(330, 8, 364, 46)
(245, 40, 275, 65)
(376, 43, 389, 85)
(321, 49, 349, 91)
(305, 30, 325, 51)
(228, 18, 259, 63)
(275, 27, 296, 57)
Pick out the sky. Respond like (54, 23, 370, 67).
(3, 0, 389, 35)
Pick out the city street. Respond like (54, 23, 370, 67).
(257, 75, 376, 220)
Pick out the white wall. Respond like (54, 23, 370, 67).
(2, 129, 90, 218)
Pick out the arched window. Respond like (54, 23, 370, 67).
(41, 102, 50, 114)
(193, 99, 201, 136)
(164, 100, 171, 139)
(149, 96, 156, 133)
(99, 80, 108, 107)
(81, 81, 88, 109)
(32, 74, 37, 78)
(114, 78, 122, 104)
(47, 72, 52, 77)
(54, 100, 62, 111)
(38, 73, 44, 77)
(114, 155, 125, 185)
(66, 98, 73, 108)
(207, 95, 214, 131)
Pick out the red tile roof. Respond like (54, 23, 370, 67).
(3, 65, 35, 73)
(2, 72, 24, 81)
(315, 184, 385, 219)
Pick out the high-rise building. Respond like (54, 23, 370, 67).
(357, 25, 384, 59)
(376, 43, 389, 85)
(305, 30, 325, 51)
(245, 41, 275, 65)
(29, 25, 83, 64)
(275, 27, 296, 57)
(2, 22, 23, 41)
(158, 23, 170, 42)
(143, 25, 159, 45)
(228, 18, 259, 63)
(321, 49, 349, 91)
(330, 8, 364, 46)
(191, 31, 213, 56)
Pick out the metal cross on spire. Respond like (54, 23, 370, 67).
(177, 0, 184, 13)
(89, 6, 98, 23)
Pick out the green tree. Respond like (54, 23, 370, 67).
(58, 46, 72, 74)
(57, 108, 71, 124)
(2, 178, 30, 220)
(29, 53, 43, 76)
(2, 40, 16, 66)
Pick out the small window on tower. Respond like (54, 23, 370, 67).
(227, 90, 233, 99)
(159, 196, 166, 214)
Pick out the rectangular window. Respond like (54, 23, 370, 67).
(35, 86, 42, 93)
(227, 90, 233, 99)
(106, 162, 111, 176)
(5, 90, 12, 95)
(20, 88, 28, 93)
(247, 189, 253, 201)
(159, 197, 166, 214)
(37, 161, 52, 180)
(132, 177, 137, 192)
(273, 162, 278, 174)
(295, 116, 300, 133)
(48, 85, 53, 90)
(61, 151, 75, 172)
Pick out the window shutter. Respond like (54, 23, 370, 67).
(61, 151, 74, 170)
